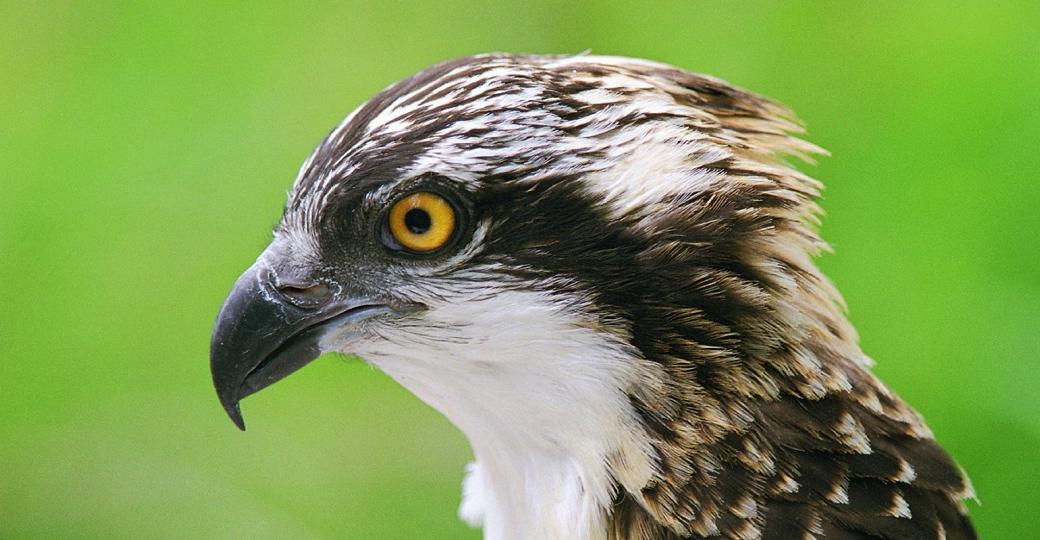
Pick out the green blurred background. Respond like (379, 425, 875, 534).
(2, 1, 1037, 538)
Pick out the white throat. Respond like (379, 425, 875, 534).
(335, 288, 656, 540)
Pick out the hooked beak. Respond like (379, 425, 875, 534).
(209, 263, 393, 430)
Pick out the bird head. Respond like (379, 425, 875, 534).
(211, 48, 835, 505)
(212, 52, 827, 422)
(210, 54, 974, 539)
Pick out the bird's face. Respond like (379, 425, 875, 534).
(211, 56, 662, 435)
(210, 53, 822, 471)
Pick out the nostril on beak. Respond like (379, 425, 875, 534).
(276, 282, 333, 308)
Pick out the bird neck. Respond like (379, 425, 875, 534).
(453, 364, 654, 540)
(360, 289, 657, 540)
(461, 443, 612, 540)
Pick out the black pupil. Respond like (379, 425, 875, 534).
(404, 208, 432, 234)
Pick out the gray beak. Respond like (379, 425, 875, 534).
(209, 263, 392, 430)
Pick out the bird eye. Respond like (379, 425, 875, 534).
(385, 192, 457, 253)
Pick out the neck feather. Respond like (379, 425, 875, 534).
(356, 289, 657, 540)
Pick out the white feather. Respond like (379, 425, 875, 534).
(322, 286, 655, 540)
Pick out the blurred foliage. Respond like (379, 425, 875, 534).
(2, 1, 1037, 538)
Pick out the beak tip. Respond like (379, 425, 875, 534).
(230, 409, 247, 432)
(222, 398, 247, 431)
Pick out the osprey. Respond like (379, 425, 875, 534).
(210, 54, 977, 540)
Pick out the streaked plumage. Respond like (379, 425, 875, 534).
(210, 53, 977, 539)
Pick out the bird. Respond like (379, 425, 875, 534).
(210, 53, 977, 540)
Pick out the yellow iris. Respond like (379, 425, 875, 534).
(387, 192, 456, 253)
